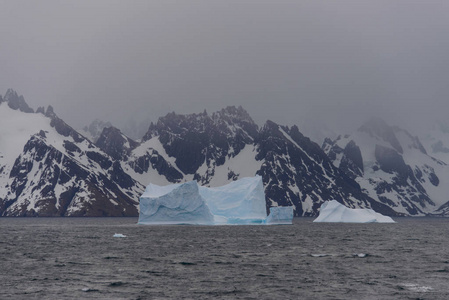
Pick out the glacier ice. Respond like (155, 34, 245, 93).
(198, 176, 268, 224)
(265, 206, 294, 225)
(139, 180, 214, 225)
(313, 200, 395, 223)
(138, 176, 293, 225)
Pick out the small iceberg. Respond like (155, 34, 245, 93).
(264, 206, 294, 225)
(113, 233, 127, 238)
(353, 253, 367, 258)
(313, 200, 395, 223)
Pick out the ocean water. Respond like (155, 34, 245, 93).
(1, 217, 448, 299)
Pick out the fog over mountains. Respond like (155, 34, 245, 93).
(2, 1, 449, 142)
(2, 89, 449, 217)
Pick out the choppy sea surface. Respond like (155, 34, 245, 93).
(1, 217, 449, 299)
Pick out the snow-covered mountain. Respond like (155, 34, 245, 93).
(4, 89, 443, 217)
(0, 90, 143, 216)
(96, 107, 395, 217)
(419, 122, 449, 164)
(323, 118, 449, 216)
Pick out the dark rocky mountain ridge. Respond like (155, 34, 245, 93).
(2, 90, 446, 217)
(97, 106, 396, 217)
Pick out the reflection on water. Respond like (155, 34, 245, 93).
(1, 217, 449, 299)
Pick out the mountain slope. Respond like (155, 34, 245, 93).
(323, 118, 449, 216)
(0, 92, 143, 216)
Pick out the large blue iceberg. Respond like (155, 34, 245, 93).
(139, 180, 214, 225)
(138, 176, 293, 225)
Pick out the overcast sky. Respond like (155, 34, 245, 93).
(1, 1, 448, 141)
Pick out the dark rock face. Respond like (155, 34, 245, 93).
(343, 141, 364, 175)
(96, 126, 139, 161)
(130, 150, 183, 182)
(142, 106, 259, 184)
(324, 138, 364, 180)
(145, 111, 218, 174)
(375, 145, 408, 177)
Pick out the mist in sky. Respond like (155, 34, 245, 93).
(1, 1, 449, 142)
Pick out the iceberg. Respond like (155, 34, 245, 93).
(138, 180, 214, 225)
(198, 176, 268, 224)
(113, 233, 127, 238)
(138, 176, 293, 225)
(313, 200, 395, 223)
(265, 206, 294, 225)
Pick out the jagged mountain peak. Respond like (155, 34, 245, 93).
(140, 108, 259, 175)
(259, 121, 316, 150)
(143, 110, 210, 140)
(212, 105, 255, 123)
(358, 117, 403, 154)
(45, 105, 55, 118)
(42, 105, 85, 143)
(96, 126, 139, 161)
(260, 119, 276, 131)
(2, 89, 34, 113)
(36, 106, 45, 114)
(144, 106, 258, 140)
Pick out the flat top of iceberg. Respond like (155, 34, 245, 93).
(142, 182, 184, 198)
(313, 200, 395, 223)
